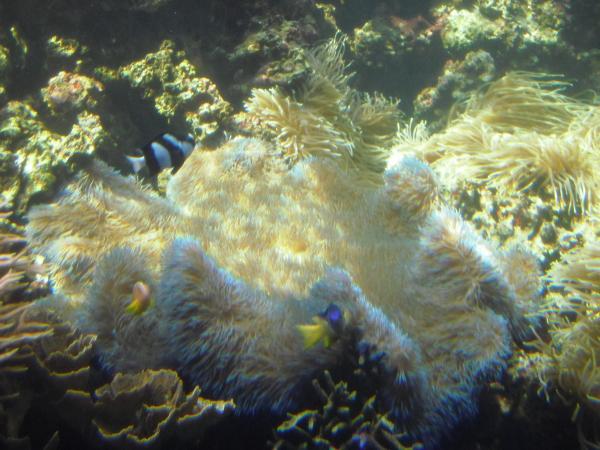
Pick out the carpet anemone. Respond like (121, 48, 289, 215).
(25, 131, 533, 446)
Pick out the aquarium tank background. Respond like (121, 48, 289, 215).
(0, 0, 599, 449)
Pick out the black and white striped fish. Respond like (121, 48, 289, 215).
(126, 133, 195, 176)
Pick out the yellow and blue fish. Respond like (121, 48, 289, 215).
(297, 303, 347, 349)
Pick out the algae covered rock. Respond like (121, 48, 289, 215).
(437, 0, 566, 60)
(119, 40, 232, 139)
(413, 49, 496, 129)
(97, 0, 175, 12)
(42, 71, 104, 117)
(0, 100, 110, 214)
(45, 35, 89, 75)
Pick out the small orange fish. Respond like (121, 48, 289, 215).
(125, 281, 152, 315)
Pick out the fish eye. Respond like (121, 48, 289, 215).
(322, 303, 343, 328)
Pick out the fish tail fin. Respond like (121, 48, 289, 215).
(125, 298, 151, 315)
(297, 319, 328, 349)
(126, 155, 146, 174)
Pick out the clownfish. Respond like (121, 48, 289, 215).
(125, 281, 152, 315)
(126, 132, 195, 176)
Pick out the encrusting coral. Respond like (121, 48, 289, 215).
(26, 113, 534, 446)
(273, 371, 423, 450)
(395, 72, 600, 215)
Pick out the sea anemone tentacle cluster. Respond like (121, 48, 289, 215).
(26, 128, 532, 446)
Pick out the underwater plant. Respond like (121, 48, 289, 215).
(394, 72, 600, 215)
(26, 127, 534, 447)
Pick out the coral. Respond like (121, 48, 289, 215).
(41, 71, 104, 115)
(0, 212, 46, 299)
(119, 40, 232, 138)
(498, 244, 543, 315)
(273, 371, 422, 449)
(0, 100, 110, 213)
(0, 215, 55, 448)
(61, 368, 234, 449)
(0, 213, 231, 449)
(244, 87, 352, 161)
(0, 298, 233, 449)
(27, 126, 530, 446)
(396, 72, 600, 215)
(0, 0, 598, 447)
(0, 301, 55, 450)
(245, 36, 400, 178)
(547, 238, 600, 308)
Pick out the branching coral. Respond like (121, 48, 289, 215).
(394, 72, 600, 215)
(273, 371, 422, 450)
(26, 129, 531, 447)
(245, 36, 400, 179)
